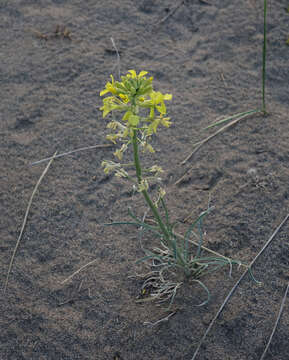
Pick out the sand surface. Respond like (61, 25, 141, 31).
(1, 1, 289, 359)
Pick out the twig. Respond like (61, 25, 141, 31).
(31, 25, 72, 41)
(143, 310, 178, 327)
(220, 72, 227, 88)
(30, 144, 113, 166)
(154, 0, 185, 26)
(58, 298, 75, 306)
(110, 37, 121, 81)
(30, 28, 49, 41)
(259, 281, 289, 360)
(190, 213, 289, 360)
(3, 152, 58, 293)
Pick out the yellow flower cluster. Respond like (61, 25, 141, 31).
(100, 70, 172, 192)
(100, 70, 172, 138)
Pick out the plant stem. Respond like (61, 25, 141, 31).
(262, 0, 267, 113)
(132, 129, 170, 241)
(142, 188, 171, 241)
(131, 129, 190, 275)
(132, 130, 142, 183)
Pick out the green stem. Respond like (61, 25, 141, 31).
(142, 188, 171, 241)
(262, 0, 267, 114)
(131, 128, 190, 275)
(132, 130, 169, 239)
(132, 130, 142, 183)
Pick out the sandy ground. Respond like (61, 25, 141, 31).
(1, 1, 289, 359)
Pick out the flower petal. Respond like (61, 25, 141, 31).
(163, 94, 172, 100)
(138, 71, 148, 78)
(128, 70, 137, 78)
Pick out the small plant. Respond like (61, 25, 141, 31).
(100, 70, 241, 307)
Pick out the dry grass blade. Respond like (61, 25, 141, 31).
(190, 213, 289, 360)
(30, 144, 113, 166)
(259, 281, 289, 360)
(61, 258, 98, 284)
(3, 151, 58, 293)
(178, 110, 260, 171)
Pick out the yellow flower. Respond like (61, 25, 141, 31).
(114, 144, 127, 160)
(101, 160, 121, 174)
(127, 70, 137, 78)
(100, 75, 117, 96)
(150, 165, 164, 174)
(146, 115, 171, 135)
(106, 133, 122, 144)
(151, 91, 172, 115)
(142, 142, 155, 153)
(119, 93, 129, 103)
(114, 148, 122, 160)
(154, 187, 166, 207)
(120, 71, 153, 98)
(160, 115, 171, 128)
(127, 70, 148, 79)
(159, 187, 166, 198)
(147, 119, 160, 135)
(107, 121, 119, 130)
(137, 179, 149, 192)
(100, 71, 154, 117)
(100, 97, 127, 118)
(140, 91, 172, 118)
(115, 169, 129, 178)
